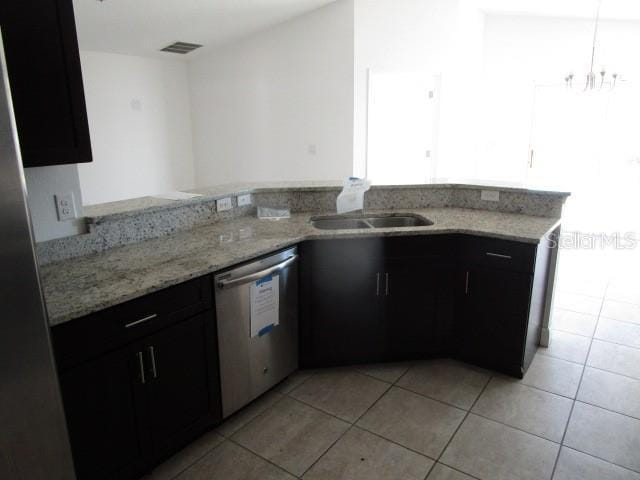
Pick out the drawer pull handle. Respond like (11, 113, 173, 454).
(125, 314, 157, 329)
(385, 272, 389, 296)
(148, 346, 158, 379)
(465, 271, 469, 294)
(137, 351, 146, 384)
(486, 252, 512, 260)
(376, 273, 380, 296)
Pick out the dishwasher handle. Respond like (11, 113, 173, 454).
(217, 254, 298, 289)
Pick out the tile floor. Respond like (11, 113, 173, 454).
(146, 248, 640, 480)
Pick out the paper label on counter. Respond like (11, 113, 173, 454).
(250, 274, 279, 337)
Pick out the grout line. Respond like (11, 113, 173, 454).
(163, 434, 227, 480)
(549, 285, 608, 480)
(557, 444, 640, 476)
(583, 364, 640, 383)
(227, 437, 305, 479)
(296, 370, 396, 478)
(421, 371, 494, 479)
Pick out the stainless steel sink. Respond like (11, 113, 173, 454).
(310, 214, 433, 230)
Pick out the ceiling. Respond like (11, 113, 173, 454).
(73, 0, 337, 60)
(475, 0, 640, 21)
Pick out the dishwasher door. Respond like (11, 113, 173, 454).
(214, 247, 298, 418)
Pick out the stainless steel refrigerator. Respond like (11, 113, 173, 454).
(0, 33, 76, 479)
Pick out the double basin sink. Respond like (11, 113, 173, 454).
(311, 213, 433, 230)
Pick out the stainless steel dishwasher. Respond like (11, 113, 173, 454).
(214, 247, 298, 417)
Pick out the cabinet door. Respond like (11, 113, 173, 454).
(384, 257, 449, 359)
(307, 239, 385, 366)
(0, 0, 92, 167)
(58, 346, 147, 480)
(143, 312, 221, 460)
(456, 266, 532, 376)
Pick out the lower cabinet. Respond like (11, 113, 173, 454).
(300, 237, 456, 367)
(455, 266, 533, 376)
(53, 278, 222, 480)
(301, 234, 552, 377)
(58, 344, 147, 479)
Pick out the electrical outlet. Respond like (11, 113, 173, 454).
(237, 194, 252, 207)
(216, 197, 233, 212)
(55, 192, 77, 221)
(480, 190, 500, 202)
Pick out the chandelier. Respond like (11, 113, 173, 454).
(565, 0, 619, 90)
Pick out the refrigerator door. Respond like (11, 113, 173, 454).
(0, 32, 76, 479)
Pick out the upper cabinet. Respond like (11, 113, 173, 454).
(0, 0, 92, 167)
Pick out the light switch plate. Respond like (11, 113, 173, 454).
(216, 197, 233, 212)
(55, 192, 77, 221)
(237, 194, 252, 207)
(480, 190, 500, 202)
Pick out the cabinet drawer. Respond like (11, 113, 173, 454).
(53, 276, 212, 370)
(458, 236, 537, 273)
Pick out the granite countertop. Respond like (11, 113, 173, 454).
(41, 207, 561, 326)
(82, 180, 570, 223)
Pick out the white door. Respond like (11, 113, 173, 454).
(366, 71, 439, 185)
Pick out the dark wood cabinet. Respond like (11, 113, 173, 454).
(52, 278, 221, 480)
(455, 266, 533, 376)
(384, 255, 454, 359)
(0, 0, 92, 167)
(302, 239, 386, 366)
(301, 234, 553, 376)
(144, 313, 220, 460)
(58, 345, 147, 480)
(301, 237, 456, 367)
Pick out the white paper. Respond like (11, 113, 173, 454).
(250, 274, 279, 337)
(153, 191, 203, 200)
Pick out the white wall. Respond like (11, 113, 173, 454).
(188, 0, 354, 186)
(78, 51, 196, 205)
(24, 165, 86, 242)
(353, 0, 485, 179)
(477, 15, 640, 183)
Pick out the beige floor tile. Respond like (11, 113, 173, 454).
(554, 292, 603, 316)
(551, 308, 598, 337)
(472, 376, 573, 442)
(231, 396, 349, 476)
(302, 427, 433, 480)
(587, 340, 640, 380)
(577, 367, 640, 419)
(601, 300, 640, 324)
(441, 414, 559, 480)
(357, 387, 465, 458)
(396, 359, 490, 410)
(553, 447, 640, 480)
(215, 390, 283, 437)
(427, 463, 476, 480)
(538, 329, 591, 364)
(606, 284, 640, 307)
(289, 369, 389, 422)
(148, 431, 224, 479)
(595, 319, 640, 349)
(556, 277, 608, 298)
(521, 354, 583, 398)
(276, 370, 314, 394)
(564, 402, 640, 473)
(357, 362, 411, 384)
(177, 441, 295, 480)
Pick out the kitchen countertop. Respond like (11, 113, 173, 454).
(41, 207, 561, 326)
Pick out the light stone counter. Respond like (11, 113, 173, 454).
(42, 207, 561, 326)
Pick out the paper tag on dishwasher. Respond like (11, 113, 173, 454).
(250, 274, 279, 337)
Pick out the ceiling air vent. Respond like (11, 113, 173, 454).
(160, 41, 202, 54)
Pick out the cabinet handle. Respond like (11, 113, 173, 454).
(376, 273, 380, 296)
(137, 351, 146, 384)
(125, 313, 157, 329)
(385, 272, 389, 296)
(465, 271, 469, 295)
(148, 346, 158, 379)
(486, 252, 512, 260)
